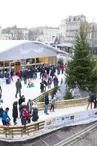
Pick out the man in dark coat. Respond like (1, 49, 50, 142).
(44, 93, 49, 115)
(12, 101, 18, 125)
(19, 95, 25, 112)
(23, 70, 28, 84)
(15, 78, 22, 98)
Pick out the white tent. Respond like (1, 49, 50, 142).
(0, 40, 66, 61)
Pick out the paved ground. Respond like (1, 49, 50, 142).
(0, 122, 96, 146)
(71, 128, 97, 146)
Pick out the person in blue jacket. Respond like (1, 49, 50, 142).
(53, 76, 59, 87)
(2, 107, 10, 125)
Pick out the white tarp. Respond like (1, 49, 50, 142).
(0, 40, 65, 61)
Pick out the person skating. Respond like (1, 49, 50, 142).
(53, 76, 59, 87)
(87, 92, 95, 110)
(44, 93, 49, 115)
(23, 69, 28, 85)
(48, 77, 52, 89)
(0, 105, 3, 118)
(50, 97, 55, 112)
(12, 101, 18, 125)
(0, 96, 3, 105)
(61, 65, 65, 74)
(15, 78, 22, 98)
(32, 106, 39, 122)
(0, 86, 2, 98)
(10, 70, 14, 81)
(19, 95, 25, 112)
(50, 69, 55, 79)
(27, 99, 33, 114)
(21, 103, 30, 125)
(2, 107, 10, 125)
(40, 79, 44, 93)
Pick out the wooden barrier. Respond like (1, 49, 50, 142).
(32, 88, 54, 102)
(32, 86, 88, 110)
(37, 97, 88, 110)
(0, 86, 89, 138)
(0, 97, 88, 138)
(0, 120, 45, 137)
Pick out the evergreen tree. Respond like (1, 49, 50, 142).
(66, 25, 97, 92)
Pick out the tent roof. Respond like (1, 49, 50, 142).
(0, 40, 66, 61)
(57, 43, 74, 48)
(0, 40, 30, 53)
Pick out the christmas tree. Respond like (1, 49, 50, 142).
(66, 25, 97, 92)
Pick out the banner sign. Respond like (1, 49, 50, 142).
(44, 108, 97, 129)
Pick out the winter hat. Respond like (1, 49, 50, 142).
(22, 102, 26, 106)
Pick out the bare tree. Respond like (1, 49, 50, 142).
(2, 25, 24, 40)
(11, 30, 23, 40)
(28, 29, 43, 41)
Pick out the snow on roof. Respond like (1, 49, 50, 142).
(0, 40, 30, 53)
(57, 43, 74, 48)
(0, 40, 66, 61)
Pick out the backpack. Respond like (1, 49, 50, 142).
(22, 110, 29, 120)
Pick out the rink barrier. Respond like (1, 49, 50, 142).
(0, 120, 45, 137)
(32, 87, 54, 102)
(31, 86, 88, 110)
(37, 97, 88, 110)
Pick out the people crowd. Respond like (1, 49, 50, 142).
(0, 64, 66, 126)
(1, 63, 97, 126)
(0, 63, 96, 126)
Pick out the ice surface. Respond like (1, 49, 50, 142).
(0, 73, 64, 125)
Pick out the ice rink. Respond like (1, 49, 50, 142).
(0, 73, 64, 125)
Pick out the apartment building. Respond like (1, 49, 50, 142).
(88, 22, 97, 54)
(60, 15, 86, 43)
(36, 27, 60, 44)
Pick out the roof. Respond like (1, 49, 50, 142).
(57, 43, 74, 48)
(0, 40, 66, 61)
(0, 40, 29, 53)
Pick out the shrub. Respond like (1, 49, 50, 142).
(64, 90, 73, 100)
(39, 96, 44, 102)
(58, 58, 64, 66)
(51, 86, 59, 97)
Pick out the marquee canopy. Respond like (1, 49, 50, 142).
(0, 40, 66, 61)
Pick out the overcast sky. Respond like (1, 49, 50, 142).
(0, 0, 97, 28)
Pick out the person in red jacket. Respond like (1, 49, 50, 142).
(16, 70, 21, 78)
(61, 65, 65, 74)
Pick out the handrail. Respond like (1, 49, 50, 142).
(0, 96, 88, 138)
(31, 87, 55, 102)
(0, 85, 89, 138)
(0, 120, 45, 137)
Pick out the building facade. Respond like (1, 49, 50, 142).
(10, 26, 29, 40)
(88, 23, 97, 54)
(60, 15, 86, 43)
(36, 27, 60, 44)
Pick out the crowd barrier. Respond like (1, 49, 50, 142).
(0, 87, 89, 138)
(0, 120, 44, 138)
(37, 97, 88, 110)
(32, 88, 54, 102)
(0, 97, 88, 138)
(31, 86, 88, 110)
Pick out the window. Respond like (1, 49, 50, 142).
(73, 17, 76, 21)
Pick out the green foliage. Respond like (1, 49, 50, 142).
(38, 96, 44, 102)
(51, 86, 59, 97)
(64, 90, 73, 100)
(58, 58, 64, 66)
(66, 24, 97, 92)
